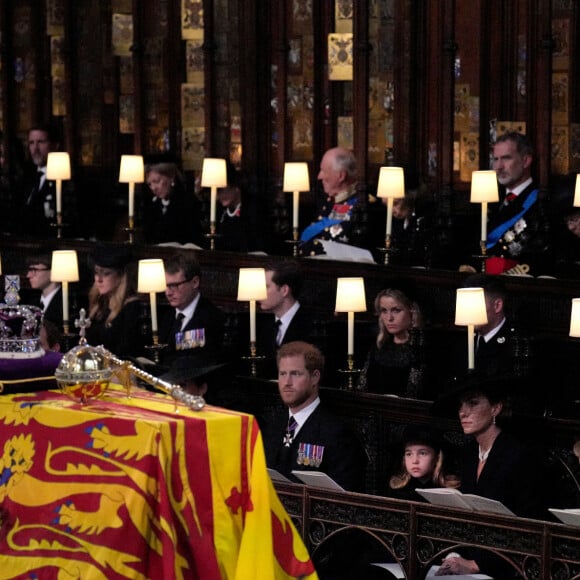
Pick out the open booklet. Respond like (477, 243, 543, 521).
(549, 508, 580, 527)
(416, 488, 515, 516)
(291, 470, 345, 491)
(267, 468, 292, 484)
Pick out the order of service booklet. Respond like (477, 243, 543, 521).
(291, 470, 345, 491)
(549, 508, 580, 527)
(415, 488, 515, 516)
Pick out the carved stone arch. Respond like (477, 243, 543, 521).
(417, 543, 528, 579)
(310, 526, 407, 579)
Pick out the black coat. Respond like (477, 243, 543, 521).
(15, 168, 77, 237)
(256, 305, 317, 378)
(458, 430, 546, 576)
(142, 189, 202, 246)
(158, 295, 225, 363)
(85, 299, 146, 359)
(42, 288, 64, 328)
(458, 430, 544, 519)
(263, 403, 367, 492)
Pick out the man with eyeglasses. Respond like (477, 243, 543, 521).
(25, 251, 63, 329)
(158, 252, 225, 365)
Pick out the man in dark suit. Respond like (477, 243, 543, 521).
(257, 260, 316, 378)
(15, 123, 76, 237)
(158, 252, 225, 365)
(448, 274, 531, 381)
(25, 251, 63, 330)
(263, 341, 366, 492)
(486, 131, 553, 275)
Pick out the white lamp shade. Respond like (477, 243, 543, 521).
(455, 287, 488, 326)
(376, 166, 405, 199)
(138, 259, 166, 293)
(237, 268, 267, 301)
(201, 158, 228, 188)
(51, 250, 79, 282)
(335, 277, 367, 312)
(574, 174, 580, 208)
(46, 152, 71, 180)
(119, 155, 145, 183)
(570, 298, 580, 337)
(283, 162, 310, 192)
(470, 170, 499, 203)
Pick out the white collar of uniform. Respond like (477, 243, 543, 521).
(333, 188, 355, 204)
(481, 317, 507, 343)
(289, 396, 320, 436)
(176, 293, 200, 327)
(508, 177, 532, 197)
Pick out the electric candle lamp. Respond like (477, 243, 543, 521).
(574, 174, 580, 208)
(237, 268, 267, 344)
(376, 166, 405, 237)
(51, 250, 79, 334)
(46, 152, 71, 215)
(569, 298, 580, 338)
(455, 287, 488, 370)
(283, 162, 310, 230)
(119, 155, 145, 219)
(201, 158, 228, 224)
(138, 259, 166, 334)
(335, 277, 367, 357)
(470, 170, 499, 242)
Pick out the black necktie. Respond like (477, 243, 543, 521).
(274, 319, 282, 347)
(171, 312, 185, 345)
(171, 312, 185, 339)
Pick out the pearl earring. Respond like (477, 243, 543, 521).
(492, 415, 496, 425)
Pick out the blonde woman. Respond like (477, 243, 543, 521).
(86, 245, 145, 358)
(357, 286, 425, 397)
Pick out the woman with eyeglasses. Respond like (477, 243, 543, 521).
(85, 245, 146, 358)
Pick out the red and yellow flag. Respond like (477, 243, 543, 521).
(0, 386, 317, 579)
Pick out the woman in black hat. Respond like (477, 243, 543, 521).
(357, 286, 426, 398)
(434, 374, 546, 577)
(388, 425, 458, 502)
(85, 245, 146, 358)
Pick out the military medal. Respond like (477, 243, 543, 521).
(297, 443, 324, 467)
(283, 431, 293, 447)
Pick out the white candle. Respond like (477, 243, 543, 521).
(293, 191, 299, 229)
(249, 300, 257, 343)
(467, 324, 475, 369)
(128, 182, 135, 218)
(56, 181, 62, 214)
(481, 201, 488, 241)
(386, 197, 394, 236)
(62, 280, 69, 323)
(210, 186, 217, 223)
(149, 292, 158, 332)
(347, 311, 355, 356)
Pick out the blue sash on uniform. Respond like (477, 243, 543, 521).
(486, 189, 538, 250)
(299, 198, 357, 242)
